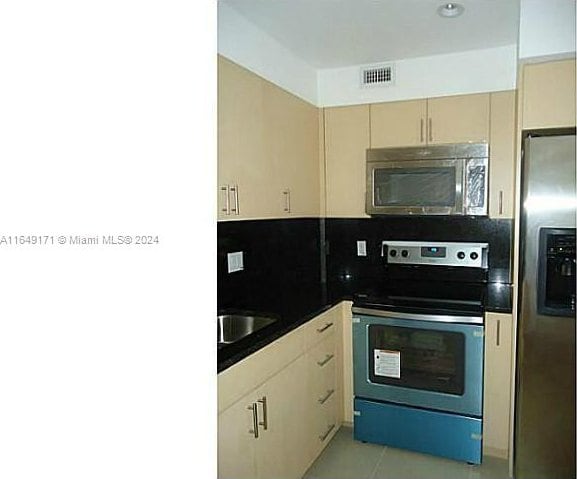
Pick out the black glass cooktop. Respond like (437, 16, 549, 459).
(353, 280, 486, 316)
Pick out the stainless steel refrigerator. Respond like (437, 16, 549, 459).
(515, 133, 576, 479)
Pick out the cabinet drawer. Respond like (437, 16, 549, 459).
(308, 335, 337, 413)
(314, 392, 338, 448)
(305, 307, 338, 349)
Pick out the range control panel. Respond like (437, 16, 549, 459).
(382, 241, 489, 268)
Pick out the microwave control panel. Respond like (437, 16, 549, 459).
(382, 241, 488, 269)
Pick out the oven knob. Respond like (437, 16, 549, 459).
(457, 251, 466, 260)
(390, 249, 397, 257)
(470, 252, 479, 260)
(401, 250, 409, 258)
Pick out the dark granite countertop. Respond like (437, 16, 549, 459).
(217, 300, 339, 373)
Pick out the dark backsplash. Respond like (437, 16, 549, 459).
(217, 218, 324, 322)
(325, 216, 513, 302)
(218, 216, 514, 319)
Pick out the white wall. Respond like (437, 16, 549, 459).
(317, 45, 518, 108)
(519, 0, 576, 61)
(217, 2, 318, 105)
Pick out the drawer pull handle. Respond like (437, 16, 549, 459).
(317, 354, 334, 367)
(257, 396, 268, 431)
(319, 423, 336, 442)
(317, 322, 334, 333)
(496, 319, 501, 347)
(498, 191, 504, 215)
(318, 389, 335, 405)
(248, 403, 259, 439)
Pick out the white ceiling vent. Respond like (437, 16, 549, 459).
(360, 63, 395, 87)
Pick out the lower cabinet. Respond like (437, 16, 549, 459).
(217, 304, 343, 479)
(483, 312, 513, 459)
(305, 332, 339, 464)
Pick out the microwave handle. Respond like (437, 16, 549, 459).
(462, 161, 468, 214)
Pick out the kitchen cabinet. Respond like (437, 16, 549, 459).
(426, 93, 490, 145)
(218, 55, 320, 221)
(218, 355, 308, 479)
(483, 312, 513, 459)
(217, 387, 260, 479)
(370, 93, 490, 148)
(341, 301, 354, 424)
(218, 55, 269, 220)
(324, 105, 370, 217)
(369, 99, 427, 147)
(522, 59, 576, 130)
(217, 303, 343, 479)
(489, 91, 516, 219)
(305, 318, 340, 463)
(262, 80, 320, 218)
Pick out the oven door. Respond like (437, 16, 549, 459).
(366, 159, 464, 215)
(352, 310, 484, 417)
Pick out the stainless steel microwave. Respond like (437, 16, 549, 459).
(366, 143, 489, 216)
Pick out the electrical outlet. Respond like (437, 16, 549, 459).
(357, 240, 367, 257)
(227, 251, 244, 273)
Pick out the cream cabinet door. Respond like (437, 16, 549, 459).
(427, 93, 490, 145)
(262, 81, 320, 218)
(255, 355, 309, 479)
(489, 91, 516, 219)
(324, 105, 370, 217)
(483, 312, 513, 459)
(217, 56, 276, 220)
(522, 59, 576, 129)
(217, 387, 260, 479)
(370, 99, 427, 148)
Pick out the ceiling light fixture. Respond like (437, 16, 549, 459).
(437, 3, 464, 18)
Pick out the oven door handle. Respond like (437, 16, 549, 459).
(351, 307, 483, 325)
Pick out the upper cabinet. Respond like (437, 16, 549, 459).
(489, 91, 516, 219)
(522, 59, 576, 130)
(218, 56, 320, 221)
(370, 94, 490, 148)
(324, 105, 370, 218)
(262, 81, 320, 218)
(427, 93, 490, 145)
(370, 99, 427, 147)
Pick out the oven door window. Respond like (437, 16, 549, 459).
(368, 324, 465, 395)
(373, 167, 456, 208)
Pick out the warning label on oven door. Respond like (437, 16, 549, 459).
(374, 349, 401, 378)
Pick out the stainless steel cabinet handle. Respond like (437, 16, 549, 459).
(428, 118, 433, 142)
(498, 191, 504, 215)
(420, 119, 424, 143)
(496, 319, 501, 347)
(283, 189, 291, 213)
(319, 423, 336, 442)
(257, 396, 268, 431)
(230, 185, 239, 215)
(316, 322, 334, 333)
(318, 389, 335, 405)
(248, 403, 259, 438)
(220, 186, 230, 215)
(317, 354, 334, 367)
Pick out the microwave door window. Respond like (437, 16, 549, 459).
(374, 167, 456, 208)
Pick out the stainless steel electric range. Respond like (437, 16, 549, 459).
(352, 240, 489, 464)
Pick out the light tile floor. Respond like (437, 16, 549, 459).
(303, 426, 510, 479)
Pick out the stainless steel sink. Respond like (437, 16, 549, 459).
(217, 314, 278, 345)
